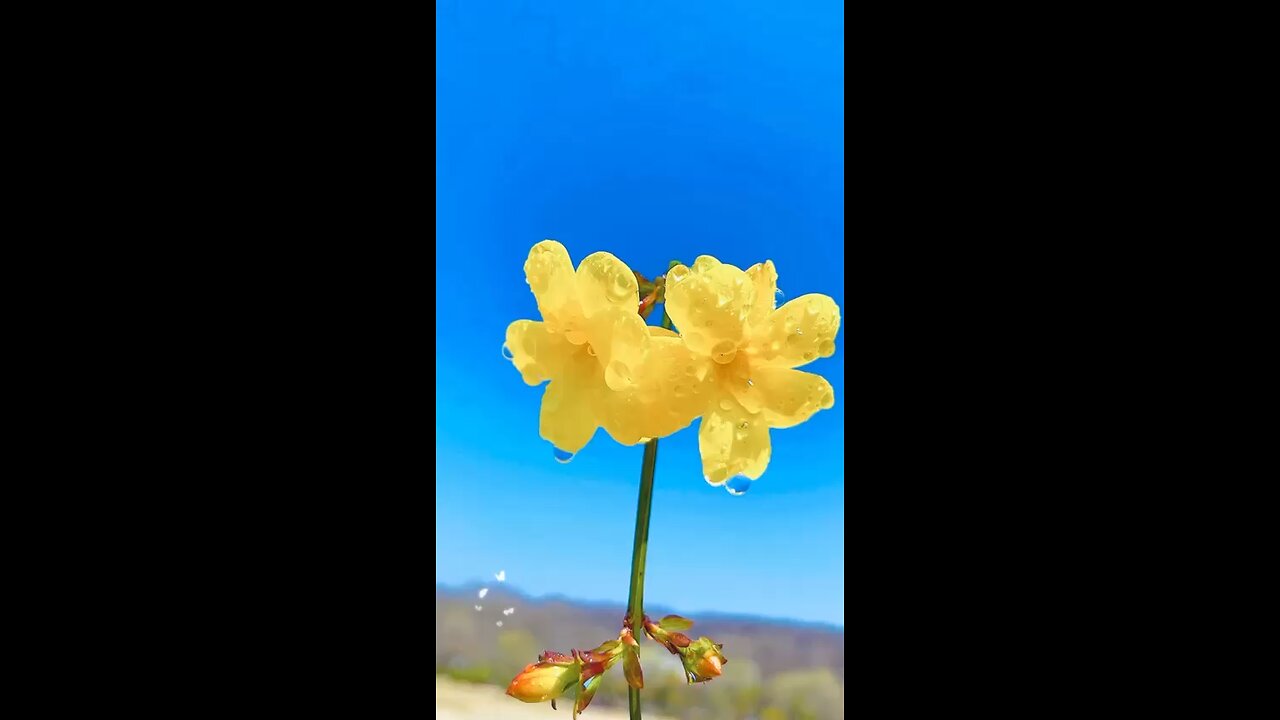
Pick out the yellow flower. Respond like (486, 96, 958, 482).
(662, 256, 839, 484)
(505, 240, 678, 453)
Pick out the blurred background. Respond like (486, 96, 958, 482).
(436, 1, 844, 718)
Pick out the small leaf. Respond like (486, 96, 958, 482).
(592, 639, 621, 654)
(623, 647, 644, 689)
(658, 615, 694, 632)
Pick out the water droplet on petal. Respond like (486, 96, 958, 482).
(795, 328, 804, 336)
(611, 273, 633, 298)
(586, 344, 597, 357)
(747, 379, 754, 387)
(553, 447, 575, 464)
(501, 343, 514, 361)
(725, 475, 753, 496)
(739, 421, 749, 429)
(607, 360, 633, 386)
(718, 398, 733, 411)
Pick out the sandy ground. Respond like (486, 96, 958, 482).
(435, 676, 676, 720)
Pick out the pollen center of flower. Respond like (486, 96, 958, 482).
(710, 339, 737, 364)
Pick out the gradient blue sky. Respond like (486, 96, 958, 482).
(436, 0, 845, 626)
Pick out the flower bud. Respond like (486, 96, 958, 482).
(505, 661, 579, 703)
(678, 636, 729, 684)
(692, 648, 723, 678)
(638, 288, 658, 318)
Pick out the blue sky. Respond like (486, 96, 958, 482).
(436, 0, 844, 626)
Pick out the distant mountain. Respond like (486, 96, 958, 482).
(435, 582, 844, 632)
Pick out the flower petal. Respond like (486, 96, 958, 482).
(745, 365, 835, 429)
(600, 336, 708, 445)
(506, 320, 576, 386)
(697, 396, 771, 484)
(524, 240, 578, 328)
(538, 351, 601, 453)
(664, 256, 756, 362)
(747, 293, 840, 368)
(691, 255, 724, 273)
(743, 260, 778, 332)
(586, 308, 650, 391)
(576, 251, 640, 316)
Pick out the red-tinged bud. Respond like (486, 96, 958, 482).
(670, 632, 692, 648)
(638, 289, 658, 318)
(677, 636, 729, 684)
(693, 649, 723, 679)
(506, 630, 648, 715)
(505, 660, 579, 703)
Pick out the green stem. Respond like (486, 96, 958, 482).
(626, 438, 657, 720)
(626, 305, 674, 720)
